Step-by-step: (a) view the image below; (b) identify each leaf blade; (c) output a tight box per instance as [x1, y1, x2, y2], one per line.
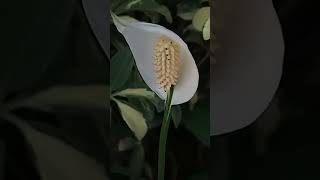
[111, 47, 135, 91]
[114, 100, 148, 140]
[203, 17, 210, 40]
[192, 7, 210, 31]
[114, 88, 154, 99]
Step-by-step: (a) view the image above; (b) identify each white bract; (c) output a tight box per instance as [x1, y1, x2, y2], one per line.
[112, 14, 199, 105]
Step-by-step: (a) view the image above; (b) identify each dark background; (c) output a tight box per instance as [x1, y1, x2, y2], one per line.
[212, 0, 320, 179]
[1, 0, 108, 179]
[2, 0, 319, 179]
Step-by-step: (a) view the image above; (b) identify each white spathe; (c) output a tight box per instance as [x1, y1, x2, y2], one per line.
[112, 14, 199, 105]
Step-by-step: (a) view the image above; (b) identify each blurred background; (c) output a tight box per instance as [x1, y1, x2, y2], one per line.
[1, 0, 108, 179]
[212, 0, 320, 179]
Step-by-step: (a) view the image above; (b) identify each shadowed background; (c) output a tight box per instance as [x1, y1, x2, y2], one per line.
[1, 0, 109, 179]
[212, 0, 320, 179]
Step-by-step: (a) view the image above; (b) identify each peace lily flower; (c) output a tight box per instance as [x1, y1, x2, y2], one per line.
[211, 0, 285, 136]
[112, 12, 200, 180]
[111, 13, 199, 105]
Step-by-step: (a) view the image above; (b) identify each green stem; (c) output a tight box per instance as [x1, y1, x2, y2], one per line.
[158, 86, 174, 180]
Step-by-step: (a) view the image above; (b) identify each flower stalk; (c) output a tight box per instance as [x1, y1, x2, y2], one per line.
[158, 86, 174, 180]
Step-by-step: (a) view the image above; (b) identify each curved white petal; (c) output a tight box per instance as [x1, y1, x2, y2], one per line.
[113, 17, 199, 105]
[211, 0, 284, 135]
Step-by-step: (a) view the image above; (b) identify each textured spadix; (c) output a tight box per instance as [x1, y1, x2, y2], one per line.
[154, 36, 180, 92]
[112, 14, 199, 105]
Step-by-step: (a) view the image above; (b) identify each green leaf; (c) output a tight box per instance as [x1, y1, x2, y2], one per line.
[183, 101, 210, 146]
[2, 114, 108, 180]
[111, 0, 129, 11]
[145, 12, 161, 24]
[203, 17, 210, 40]
[114, 99, 148, 140]
[114, 88, 155, 99]
[127, 98, 156, 125]
[115, 0, 172, 23]
[118, 15, 139, 23]
[116, 88, 158, 123]
[9, 85, 109, 110]
[148, 96, 164, 113]
[192, 7, 210, 31]
[140, 99, 155, 122]
[121, 88, 164, 113]
[129, 144, 144, 180]
[111, 47, 134, 91]
[178, 11, 196, 21]
[177, 1, 200, 20]
[154, 5, 172, 23]
[171, 105, 182, 128]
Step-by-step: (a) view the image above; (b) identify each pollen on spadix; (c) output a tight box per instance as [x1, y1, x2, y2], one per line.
[154, 36, 180, 92]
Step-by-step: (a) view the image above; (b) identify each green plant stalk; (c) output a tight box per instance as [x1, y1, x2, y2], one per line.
[158, 86, 174, 180]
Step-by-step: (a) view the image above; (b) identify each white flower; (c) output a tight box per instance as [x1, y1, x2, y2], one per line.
[211, 0, 285, 135]
[112, 14, 199, 105]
